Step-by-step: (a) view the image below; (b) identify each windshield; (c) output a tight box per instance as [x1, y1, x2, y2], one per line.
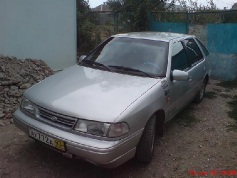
[82, 37, 169, 77]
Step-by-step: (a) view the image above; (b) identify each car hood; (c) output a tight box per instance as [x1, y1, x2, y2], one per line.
[25, 65, 160, 122]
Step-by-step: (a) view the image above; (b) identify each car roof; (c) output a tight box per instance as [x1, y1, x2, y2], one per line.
[112, 32, 195, 42]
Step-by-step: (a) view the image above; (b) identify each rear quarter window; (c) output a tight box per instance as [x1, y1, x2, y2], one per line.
[195, 38, 210, 56]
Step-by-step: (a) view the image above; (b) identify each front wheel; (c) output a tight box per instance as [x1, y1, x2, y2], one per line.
[135, 115, 156, 163]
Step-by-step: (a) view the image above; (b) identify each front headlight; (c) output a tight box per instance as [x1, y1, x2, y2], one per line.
[74, 120, 129, 138]
[108, 122, 130, 138]
[20, 97, 37, 116]
[74, 120, 110, 137]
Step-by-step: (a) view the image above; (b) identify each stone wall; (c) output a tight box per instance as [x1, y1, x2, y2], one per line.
[0, 56, 54, 126]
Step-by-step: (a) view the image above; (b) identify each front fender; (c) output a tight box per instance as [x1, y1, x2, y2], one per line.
[115, 79, 168, 135]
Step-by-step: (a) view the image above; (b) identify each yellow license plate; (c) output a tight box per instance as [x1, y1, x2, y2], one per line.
[29, 128, 65, 151]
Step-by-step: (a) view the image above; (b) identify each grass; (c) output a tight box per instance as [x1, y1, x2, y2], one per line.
[217, 80, 237, 131]
[213, 88, 222, 92]
[219, 93, 232, 98]
[204, 91, 217, 99]
[216, 81, 237, 89]
[175, 105, 199, 127]
[228, 95, 237, 121]
[226, 95, 237, 131]
[217, 81, 237, 131]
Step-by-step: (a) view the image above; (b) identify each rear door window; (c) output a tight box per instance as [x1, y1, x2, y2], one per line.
[183, 38, 203, 66]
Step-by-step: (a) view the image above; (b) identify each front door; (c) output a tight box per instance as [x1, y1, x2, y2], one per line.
[167, 41, 190, 120]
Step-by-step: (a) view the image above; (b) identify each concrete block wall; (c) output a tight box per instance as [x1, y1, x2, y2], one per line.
[0, 0, 77, 71]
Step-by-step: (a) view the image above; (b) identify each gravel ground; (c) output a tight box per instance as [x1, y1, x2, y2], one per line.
[0, 80, 237, 178]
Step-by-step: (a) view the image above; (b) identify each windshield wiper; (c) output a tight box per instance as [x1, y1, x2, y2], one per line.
[108, 65, 156, 78]
[80, 60, 110, 71]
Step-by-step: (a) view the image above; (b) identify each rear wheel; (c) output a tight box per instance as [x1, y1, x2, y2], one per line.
[194, 81, 206, 103]
[135, 115, 156, 163]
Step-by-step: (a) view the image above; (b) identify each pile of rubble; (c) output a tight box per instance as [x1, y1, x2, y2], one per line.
[0, 56, 54, 126]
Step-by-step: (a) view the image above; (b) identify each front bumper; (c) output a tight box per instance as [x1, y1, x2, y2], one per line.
[13, 109, 143, 168]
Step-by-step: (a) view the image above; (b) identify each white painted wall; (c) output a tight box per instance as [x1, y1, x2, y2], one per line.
[0, 0, 77, 70]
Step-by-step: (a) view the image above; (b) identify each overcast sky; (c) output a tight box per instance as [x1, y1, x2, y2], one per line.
[88, 0, 236, 9]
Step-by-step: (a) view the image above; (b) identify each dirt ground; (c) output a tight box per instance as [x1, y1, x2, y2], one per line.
[0, 80, 237, 178]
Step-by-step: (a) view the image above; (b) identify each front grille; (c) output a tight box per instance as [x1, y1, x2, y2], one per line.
[38, 108, 77, 129]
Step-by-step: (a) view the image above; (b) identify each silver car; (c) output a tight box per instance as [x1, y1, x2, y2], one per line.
[13, 32, 211, 168]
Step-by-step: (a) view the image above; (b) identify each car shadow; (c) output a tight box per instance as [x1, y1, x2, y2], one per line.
[17, 139, 150, 178]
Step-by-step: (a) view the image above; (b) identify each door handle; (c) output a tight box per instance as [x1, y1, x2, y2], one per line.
[189, 76, 192, 81]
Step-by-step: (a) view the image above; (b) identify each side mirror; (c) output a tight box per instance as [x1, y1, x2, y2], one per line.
[172, 70, 189, 81]
[78, 55, 86, 63]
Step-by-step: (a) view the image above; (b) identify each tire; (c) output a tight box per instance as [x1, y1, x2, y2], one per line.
[135, 115, 157, 163]
[194, 81, 206, 103]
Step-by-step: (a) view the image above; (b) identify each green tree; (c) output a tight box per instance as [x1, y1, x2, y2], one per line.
[223, 10, 237, 23]
[106, 0, 171, 31]
[181, 0, 219, 24]
[161, 0, 219, 24]
[177, 0, 217, 11]
[223, 3, 237, 23]
[77, 0, 101, 55]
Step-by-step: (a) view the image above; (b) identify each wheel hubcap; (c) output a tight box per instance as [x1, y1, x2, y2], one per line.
[200, 86, 204, 99]
[151, 128, 155, 153]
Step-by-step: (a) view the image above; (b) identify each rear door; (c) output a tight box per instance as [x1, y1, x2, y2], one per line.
[182, 38, 206, 101]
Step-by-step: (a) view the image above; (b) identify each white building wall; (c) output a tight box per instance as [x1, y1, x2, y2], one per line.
[0, 0, 77, 70]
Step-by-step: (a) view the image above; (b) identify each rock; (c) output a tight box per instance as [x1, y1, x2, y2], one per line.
[0, 81, 17, 86]
[0, 120, 11, 127]
[0, 66, 5, 72]
[4, 99, 10, 104]
[9, 75, 23, 84]
[28, 77, 36, 85]
[0, 55, 54, 126]
[0, 72, 6, 79]
[10, 86, 18, 91]
[0, 86, 4, 94]
[0, 120, 5, 127]
[0, 111, 4, 118]
[20, 83, 31, 89]
[8, 86, 21, 97]
[22, 77, 30, 83]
